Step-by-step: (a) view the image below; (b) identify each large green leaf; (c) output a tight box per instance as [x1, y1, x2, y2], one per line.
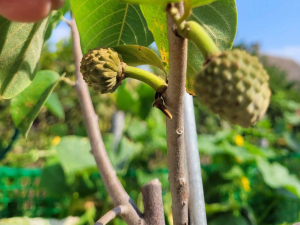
[141, 0, 237, 94]
[140, 5, 169, 70]
[40, 163, 70, 196]
[257, 158, 300, 197]
[120, 0, 180, 3]
[55, 136, 96, 175]
[283, 132, 300, 152]
[113, 45, 166, 74]
[11, 70, 61, 137]
[70, 0, 154, 54]
[121, 0, 215, 6]
[108, 136, 143, 172]
[186, 0, 216, 8]
[0, 16, 51, 99]
[45, 92, 65, 120]
[121, 0, 215, 7]
[116, 81, 139, 112]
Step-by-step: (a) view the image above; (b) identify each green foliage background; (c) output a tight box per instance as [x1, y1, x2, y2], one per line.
[1, 40, 300, 225]
[0, 0, 300, 225]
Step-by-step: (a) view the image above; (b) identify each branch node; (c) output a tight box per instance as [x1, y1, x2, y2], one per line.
[176, 128, 184, 135]
[179, 178, 186, 186]
[153, 98, 172, 119]
[61, 16, 72, 27]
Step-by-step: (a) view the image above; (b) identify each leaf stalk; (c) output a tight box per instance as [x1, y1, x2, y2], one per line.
[123, 64, 168, 93]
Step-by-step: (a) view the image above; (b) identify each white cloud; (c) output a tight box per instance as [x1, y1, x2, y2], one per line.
[263, 46, 300, 64]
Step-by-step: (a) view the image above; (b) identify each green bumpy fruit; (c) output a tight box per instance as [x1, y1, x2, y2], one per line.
[80, 47, 124, 93]
[194, 49, 271, 128]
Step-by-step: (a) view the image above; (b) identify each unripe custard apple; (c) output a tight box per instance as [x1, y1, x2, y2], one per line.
[80, 47, 124, 94]
[194, 49, 271, 128]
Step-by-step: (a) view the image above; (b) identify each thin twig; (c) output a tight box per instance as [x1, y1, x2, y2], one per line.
[70, 15, 143, 225]
[61, 77, 75, 86]
[95, 205, 128, 225]
[61, 16, 71, 27]
[165, 2, 189, 225]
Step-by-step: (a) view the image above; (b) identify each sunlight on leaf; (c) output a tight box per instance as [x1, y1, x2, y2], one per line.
[257, 158, 300, 197]
[70, 0, 153, 54]
[55, 136, 96, 175]
[113, 45, 166, 74]
[186, 0, 216, 8]
[45, 92, 65, 120]
[120, 0, 179, 3]
[0, 16, 51, 99]
[140, 5, 169, 71]
[11, 70, 61, 137]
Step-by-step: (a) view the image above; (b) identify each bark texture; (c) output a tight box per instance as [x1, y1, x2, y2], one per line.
[165, 3, 189, 225]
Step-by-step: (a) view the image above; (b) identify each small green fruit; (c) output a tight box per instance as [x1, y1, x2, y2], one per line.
[80, 47, 124, 93]
[194, 49, 271, 128]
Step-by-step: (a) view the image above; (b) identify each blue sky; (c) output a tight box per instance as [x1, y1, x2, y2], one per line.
[49, 1, 300, 63]
[235, 0, 300, 63]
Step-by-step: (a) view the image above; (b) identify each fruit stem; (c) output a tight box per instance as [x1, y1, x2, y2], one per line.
[123, 65, 168, 93]
[168, 3, 219, 58]
[178, 21, 220, 58]
[177, 1, 192, 25]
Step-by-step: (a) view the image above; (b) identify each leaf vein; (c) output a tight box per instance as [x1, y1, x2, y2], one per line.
[117, 4, 129, 45]
[206, 5, 231, 31]
[125, 22, 138, 44]
[106, 40, 118, 47]
[129, 4, 147, 45]
[73, 0, 89, 14]
[78, 0, 112, 26]
[81, 8, 126, 40]
[85, 22, 123, 52]
[101, 32, 121, 46]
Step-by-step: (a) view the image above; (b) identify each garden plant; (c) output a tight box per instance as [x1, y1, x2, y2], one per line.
[1, 0, 300, 225]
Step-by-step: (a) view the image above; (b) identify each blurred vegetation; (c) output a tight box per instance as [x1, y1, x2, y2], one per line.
[1, 41, 300, 225]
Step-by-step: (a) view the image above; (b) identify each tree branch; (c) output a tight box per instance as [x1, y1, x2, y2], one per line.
[95, 205, 128, 225]
[142, 179, 165, 225]
[61, 16, 71, 27]
[165, 2, 189, 225]
[70, 16, 143, 225]
[61, 77, 75, 86]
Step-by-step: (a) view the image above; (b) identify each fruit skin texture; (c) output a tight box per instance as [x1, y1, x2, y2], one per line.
[80, 48, 124, 94]
[194, 49, 271, 128]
